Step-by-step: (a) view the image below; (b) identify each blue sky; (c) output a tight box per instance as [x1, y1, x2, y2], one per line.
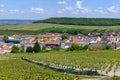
[0, 0, 120, 19]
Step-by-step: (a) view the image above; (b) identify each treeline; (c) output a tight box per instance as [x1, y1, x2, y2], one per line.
[33, 17, 120, 26]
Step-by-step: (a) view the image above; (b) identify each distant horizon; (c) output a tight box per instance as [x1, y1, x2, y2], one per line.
[0, 0, 120, 19]
[0, 17, 120, 20]
[0, 20, 35, 24]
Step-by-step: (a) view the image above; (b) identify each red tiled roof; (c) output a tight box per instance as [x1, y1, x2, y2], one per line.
[40, 41, 60, 45]
[2, 46, 11, 51]
[71, 36, 83, 43]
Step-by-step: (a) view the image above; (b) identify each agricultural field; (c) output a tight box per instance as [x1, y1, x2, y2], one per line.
[0, 23, 120, 33]
[0, 54, 83, 80]
[0, 50, 120, 80]
[0, 23, 120, 35]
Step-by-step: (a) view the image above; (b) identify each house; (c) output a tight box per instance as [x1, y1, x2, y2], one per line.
[71, 35, 83, 44]
[90, 37, 101, 43]
[115, 42, 120, 50]
[107, 35, 120, 43]
[40, 41, 60, 50]
[83, 38, 97, 44]
[101, 36, 109, 45]
[0, 45, 11, 54]
[44, 41, 60, 47]
[60, 42, 71, 49]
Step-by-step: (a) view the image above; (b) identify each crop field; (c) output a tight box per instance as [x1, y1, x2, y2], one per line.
[25, 51, 120, 77]
[0, 23, 120, 31]
[0, 50, 120, 80]
[0, 23, 120, 35]
[0, 54, 83, 80]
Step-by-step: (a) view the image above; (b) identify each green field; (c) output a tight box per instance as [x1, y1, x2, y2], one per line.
[0, 23, 120, 34]
[0, 23, 120, 31]
[1, 51, 120, 80]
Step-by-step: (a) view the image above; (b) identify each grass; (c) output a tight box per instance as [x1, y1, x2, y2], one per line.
[0, 23, 120, 34]
[0, 23, 120, 31]
[1, 50, 120, 79]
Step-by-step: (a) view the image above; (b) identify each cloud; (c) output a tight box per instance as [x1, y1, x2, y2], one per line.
[0, 9, 25, 14]
[107, 6, 118, 13]
[0, 4, 4, 8]
[31, 8, 44, 13]
[76, 1, 82, 9]
[57, 0, 120, 16]
[57, 10, 63, 14]
[76, 1, 90, 13]
[0, 9, 5, 13]
[94, 9, 105, 14]
[58, 1, 91, 14]
[8, 10, 20, 13]
[57, 1, 67, 5]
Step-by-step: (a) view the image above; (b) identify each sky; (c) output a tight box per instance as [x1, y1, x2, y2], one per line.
[0, 0, 120, 19]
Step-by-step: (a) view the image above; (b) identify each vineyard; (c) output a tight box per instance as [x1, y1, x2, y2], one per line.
[0, 50, 120, 80]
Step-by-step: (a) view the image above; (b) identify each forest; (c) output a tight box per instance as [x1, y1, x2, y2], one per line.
[33, 17, 120, 26]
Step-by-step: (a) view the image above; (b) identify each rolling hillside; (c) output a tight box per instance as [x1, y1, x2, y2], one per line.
[0, 18, 120, 34]
[33, 17, 120, 26]
[0, 23, 120, 34]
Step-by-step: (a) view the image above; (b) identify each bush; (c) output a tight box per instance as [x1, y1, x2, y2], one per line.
[11, 45, 19, 53]
[61, 33, 69, 40]
[3, 34, 8, 40]
[83, 45, 89, 50]
[68, 44, 80, 51]
[33, 41, 41, 53]
[52, 46, 60, 51]
[42, 46, 47, 52]
[102, 45, 111, 50]
[26, 46, 33, 53]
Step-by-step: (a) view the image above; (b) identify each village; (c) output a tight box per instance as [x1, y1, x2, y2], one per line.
[0, 32, 120, 54]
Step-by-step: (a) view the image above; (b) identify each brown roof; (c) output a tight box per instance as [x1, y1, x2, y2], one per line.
[1, 46, 11, 51]
[40, 41, 60, 45]
[71, 36, 83, 43]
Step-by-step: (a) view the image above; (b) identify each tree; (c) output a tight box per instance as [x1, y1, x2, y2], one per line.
[11, 45, 19, 53]
[68, 43, 80, 51]
[33, 41, 41, 53]
[102, 45, 111, 50]
[83, 45, 89, 50]
[61, 33, 69, 40]
[26, 46, 33, 53]
[3, 35, 8, 40]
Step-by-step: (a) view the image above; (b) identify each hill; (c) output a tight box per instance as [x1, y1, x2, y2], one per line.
[1, 23, 120, 34]
[33, 17, 120, 26]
